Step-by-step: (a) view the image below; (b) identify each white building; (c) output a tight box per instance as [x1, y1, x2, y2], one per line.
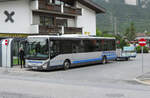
[0, 0, 105, 36]
[125, 0, 138, 5]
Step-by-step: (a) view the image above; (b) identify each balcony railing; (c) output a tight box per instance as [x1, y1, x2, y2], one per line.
[64, 27, 82, 34]
[39, 26, 82, 34]
[39, 3, 61, 13]
[39, 26, 60, 34]
[63, 6, 82, 15]
[38, 1, 81, 16]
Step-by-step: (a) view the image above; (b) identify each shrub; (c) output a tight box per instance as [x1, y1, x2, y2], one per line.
[136, 46, 149, 53]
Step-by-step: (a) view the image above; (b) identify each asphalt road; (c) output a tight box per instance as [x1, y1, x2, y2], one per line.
[0, 54, 150, 98]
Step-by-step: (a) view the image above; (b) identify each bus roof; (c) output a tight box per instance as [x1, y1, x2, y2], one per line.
[27, 35, 116, 40]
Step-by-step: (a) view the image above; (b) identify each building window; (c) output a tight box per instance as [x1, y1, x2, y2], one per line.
[54, 0, 74, 7]
[56, 18, 67, 27]
[49, 0, 52, 3]
[55, 0, 61, 5]
[40, 16, 54, 26]
[40, 16, 45, 26]
[48, 0, 55, 4]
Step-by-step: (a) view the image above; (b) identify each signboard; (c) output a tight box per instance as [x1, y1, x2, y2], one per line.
[0, 33, 29, 38]
[139, 38, 146, 47]
[84, 32, 90, 35]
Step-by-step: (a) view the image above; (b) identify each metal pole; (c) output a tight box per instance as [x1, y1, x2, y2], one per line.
[110, 12, 113, 32]
[114, 17, 117, 35]
[142, 46, 144, 73]
[5, 45, 8, 72]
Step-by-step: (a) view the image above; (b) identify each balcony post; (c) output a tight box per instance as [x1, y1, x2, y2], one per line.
[61, 26, 64, 34]
[61, 4, 64, 13]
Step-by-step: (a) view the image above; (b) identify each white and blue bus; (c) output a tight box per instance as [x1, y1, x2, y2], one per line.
[25, 35, 117, 70]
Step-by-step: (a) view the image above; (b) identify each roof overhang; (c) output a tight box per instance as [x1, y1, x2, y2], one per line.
[77, 0, 105, 13]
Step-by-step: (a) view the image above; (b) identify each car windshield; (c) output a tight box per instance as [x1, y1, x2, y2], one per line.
[26, 37, 49, 60]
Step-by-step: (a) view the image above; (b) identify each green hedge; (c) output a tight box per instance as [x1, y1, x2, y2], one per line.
[136, 46, 149, 53]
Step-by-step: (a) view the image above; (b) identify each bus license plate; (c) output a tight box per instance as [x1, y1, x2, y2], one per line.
[32, 67, 37, 69]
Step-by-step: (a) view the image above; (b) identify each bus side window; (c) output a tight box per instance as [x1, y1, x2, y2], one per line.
[104, 40, 108, 51]
[72, 40, 84, 53]
[79, 40, 84, 53]
[112, 40, 116, 50]
[60, 40, 72, 54]
[72, 44, 78, 53]
[101, 39, 104, 51]
[50, 40, 60, 59]
[96, 40, 102, 51]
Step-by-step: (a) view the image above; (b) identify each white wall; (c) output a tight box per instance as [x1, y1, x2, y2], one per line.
[0, 0, 38, 34]
[76, 2, 96, 35]
[67, 19, 76, 27]
[30, 0, 39, 10]
[32, 14, 40, 25]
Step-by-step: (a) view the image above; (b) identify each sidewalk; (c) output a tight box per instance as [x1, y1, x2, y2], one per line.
[136, 72, 150, 85]
[0, 66, 29, 74]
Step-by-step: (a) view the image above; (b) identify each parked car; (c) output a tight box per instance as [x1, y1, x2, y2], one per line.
[116, 46, 136, 61]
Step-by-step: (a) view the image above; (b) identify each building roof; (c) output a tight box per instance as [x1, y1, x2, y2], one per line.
[136, 33, 146, 37]
[28, 35, 115, 40]
[77, 0, 105, 13]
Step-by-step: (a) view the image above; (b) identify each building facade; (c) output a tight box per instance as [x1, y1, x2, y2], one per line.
[125, 0, 137, 5]
[0, 0, 105, 36]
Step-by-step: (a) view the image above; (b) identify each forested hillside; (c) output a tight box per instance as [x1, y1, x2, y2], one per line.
[93, 0, 150, 33]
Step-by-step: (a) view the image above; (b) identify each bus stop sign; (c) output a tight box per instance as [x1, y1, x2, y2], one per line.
[139, 38, 146, 47]
[138, 38, 146, 73]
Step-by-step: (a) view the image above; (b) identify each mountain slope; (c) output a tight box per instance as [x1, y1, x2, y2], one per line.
[93, 0, 150, 33]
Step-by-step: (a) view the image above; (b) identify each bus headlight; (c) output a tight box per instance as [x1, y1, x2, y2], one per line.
[42, 62, 48, 69]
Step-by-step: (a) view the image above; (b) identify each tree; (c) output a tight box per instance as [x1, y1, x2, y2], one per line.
[125, 22, 136, 41]
[96, 28, 102, 37]
[146, 32, 150, 36]
[115, 34, 128, 49]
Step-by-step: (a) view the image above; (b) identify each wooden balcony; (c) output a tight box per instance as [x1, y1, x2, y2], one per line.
[39, 26, 60, 34]
[39, 2, 61, 13]
[38, 1, 82, 16]
[63, 6, 82, 16]
[39, 26, 82, 34]
[64, 27, 82, 34]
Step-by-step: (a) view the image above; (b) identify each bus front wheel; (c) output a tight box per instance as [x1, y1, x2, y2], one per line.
[63, 60, 71, 70]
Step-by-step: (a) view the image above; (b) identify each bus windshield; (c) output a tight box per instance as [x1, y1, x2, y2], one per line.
[26, 37, 49, 60]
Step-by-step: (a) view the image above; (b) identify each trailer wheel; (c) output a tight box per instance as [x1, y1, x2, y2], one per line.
[102, 56, 107, 64]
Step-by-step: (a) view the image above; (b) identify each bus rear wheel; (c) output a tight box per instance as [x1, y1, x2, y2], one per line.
[63, 60, 71, 70]
[102, 56, 107, 64]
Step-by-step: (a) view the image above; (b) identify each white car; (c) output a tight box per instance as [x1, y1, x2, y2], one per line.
[116, 46, 136, 61]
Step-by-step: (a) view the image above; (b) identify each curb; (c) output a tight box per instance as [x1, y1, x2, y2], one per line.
[134, 78, 150, 86]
